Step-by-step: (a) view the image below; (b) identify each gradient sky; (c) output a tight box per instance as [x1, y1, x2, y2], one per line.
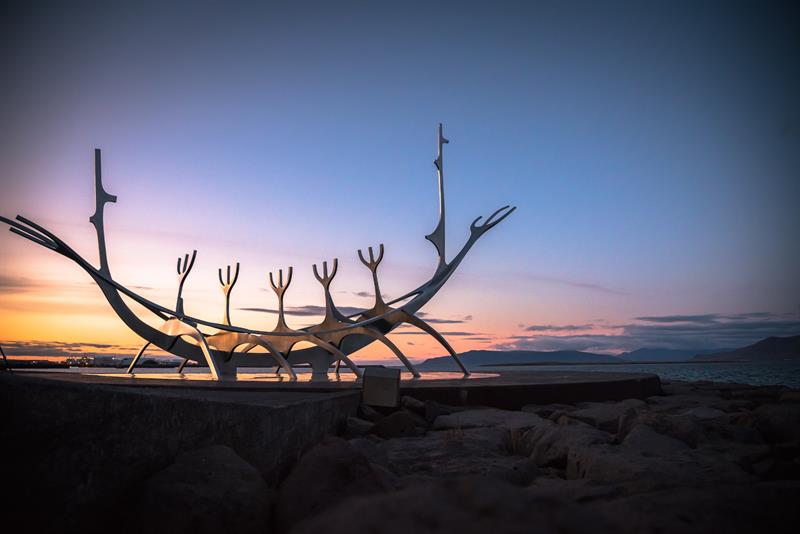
[1, 1, 799, 360]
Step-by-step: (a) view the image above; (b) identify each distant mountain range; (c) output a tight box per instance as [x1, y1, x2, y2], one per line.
[417, 335, 800, 370]
[418, 349, 620, 371]
[692, 335, 800, 362]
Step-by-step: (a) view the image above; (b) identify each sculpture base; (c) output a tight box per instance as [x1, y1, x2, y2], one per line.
[17, 368, 662, 408]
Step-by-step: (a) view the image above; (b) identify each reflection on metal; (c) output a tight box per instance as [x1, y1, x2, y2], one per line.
[0, 344, 10, 372]
[1, 125, 515, 381]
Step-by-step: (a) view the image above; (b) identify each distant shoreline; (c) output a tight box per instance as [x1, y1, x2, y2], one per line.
[479, 360, 744, 367]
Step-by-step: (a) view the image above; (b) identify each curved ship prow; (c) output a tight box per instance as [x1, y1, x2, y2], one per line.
[1, 125, 515, 381]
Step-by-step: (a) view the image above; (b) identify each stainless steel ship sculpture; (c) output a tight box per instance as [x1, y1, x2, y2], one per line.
[0, 125, 515, 381]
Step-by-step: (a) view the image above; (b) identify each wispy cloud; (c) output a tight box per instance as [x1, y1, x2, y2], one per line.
[0, 275, 41, 291]
[0, 274, 92, 292]
[0, 339, 148, 357]
[346, 290, 388, 299]
[525, 324, 596, 332]
[518, 273, 628, 296]
[634, 314, 719, 323]
[416, 312, 473, 324]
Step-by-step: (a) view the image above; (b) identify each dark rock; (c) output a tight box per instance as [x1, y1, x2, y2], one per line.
[401, 407, 430, 428]
[756, 444, 800, 480]
[358, 403, 384, 422]
[702, 417, 764, 445]
[617, 408, 639, 436]
[726, 386, 787, 401]
[646, 392, 750, 414]
[353, 426, 533, 481]
[433, 408, 548, 430]
[371, 410, 425, 438]
[343, 416, 374, 438]
[565, 426, 753, 493]
[779, 391, 800, 402]
[504, 457, 543, 486]
[521, 403, 576, 418]
[288, 476, 614, 534]
[751, 403, 800, 444]
[680, 406, 727, 419]
[423, 399, 466, 424]
[347, 436, 389, 465]
[569, 399, 645, 432]
[275, 438, 391, 531]
[548, 409, 573, 422]
[619, 411, 706, 447]
[138, 445, 271, 534]
[703, 442, 773, 475]
[592, 481, 800, 534]
[401, 395, 426, 414]
[524, 419, 612, 468]
[622, 424, 691, 455]
[527, 477, 621, 503]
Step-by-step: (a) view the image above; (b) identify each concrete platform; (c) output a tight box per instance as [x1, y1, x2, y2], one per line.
[14, 368, 663, 409]
[1, 372, 361, 484]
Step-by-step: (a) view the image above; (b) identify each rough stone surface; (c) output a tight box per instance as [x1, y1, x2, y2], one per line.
[401, 395, 426, 413]
[351, 426, 537, 483]
[521, 403, 576, 418]
[358, 403, 384, 422]
[524, 419, 612, 467]
[275, 438, 392, 532]
[423, 399, 466, 424]
[138, 445, 271, 534]
[433, 408, 548, 430]
[5, 372, 799, 533]
[592, 482, 800, 534]
[681, 406, 727, 419]
[568, 399, 645, 432]
[622, 423, 692, 454]
[371, 410, 426, 438]
[750, 403, 800, 444]
[288, 477, 615, 534]
[343, 416, 374, 438]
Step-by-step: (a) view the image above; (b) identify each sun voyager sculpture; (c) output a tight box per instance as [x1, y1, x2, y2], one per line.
[1, 125, 515, 381]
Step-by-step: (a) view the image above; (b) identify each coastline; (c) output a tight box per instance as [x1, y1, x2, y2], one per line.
[2, 371, 798, 533]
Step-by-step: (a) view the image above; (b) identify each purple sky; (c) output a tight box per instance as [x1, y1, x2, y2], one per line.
[1, 1, 798, 358]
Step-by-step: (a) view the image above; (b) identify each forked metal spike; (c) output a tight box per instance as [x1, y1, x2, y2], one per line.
[312, 258, 338, 287]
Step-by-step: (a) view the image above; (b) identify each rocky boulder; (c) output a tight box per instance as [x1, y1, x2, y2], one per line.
[275, 438, 392, 532]
[521, 403, 576, 418]
[592, 481, 800, 534]
[351, 426, 538, 484]
[750, 403, 800, 444]
[524, 418, 612, 468]
[433, 408, 548, 431]
[565, 425, 753, 493]
[568, 399, 646, 432]
[137, 445, 271, 534]
[343, 416, 374, 438]
[288, 476, 614, 534]
[371, 410, 426, 438]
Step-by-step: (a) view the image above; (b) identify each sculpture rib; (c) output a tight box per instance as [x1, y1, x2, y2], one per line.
[0, 126, 515, 380]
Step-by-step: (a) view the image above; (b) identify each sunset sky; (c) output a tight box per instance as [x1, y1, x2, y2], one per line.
[1, 1, 799, 361]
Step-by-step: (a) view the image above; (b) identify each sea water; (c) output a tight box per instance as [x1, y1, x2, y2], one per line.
[483, 360, 800, 389]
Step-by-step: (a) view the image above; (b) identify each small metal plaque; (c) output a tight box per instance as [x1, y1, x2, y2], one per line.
[361, 366, 401, 407]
